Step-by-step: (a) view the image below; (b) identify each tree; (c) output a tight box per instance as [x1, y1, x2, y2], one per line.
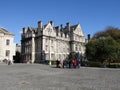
[86, 39, 97, 61]
[86, 27, 120, 63]
[93, 27, 120, 44]
[86, 36, 120, 63]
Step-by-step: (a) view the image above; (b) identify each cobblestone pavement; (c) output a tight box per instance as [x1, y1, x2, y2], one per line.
[0, 64, 120, 90]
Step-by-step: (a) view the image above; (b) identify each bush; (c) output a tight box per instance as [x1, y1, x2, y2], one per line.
[81, 61, 89, 66]
[82, 61, 102, 67]
[51, 60, 56, 65]
[89, 61, 102, 67]
[82, 61, 120, 68]
[106, 63, 120, 68]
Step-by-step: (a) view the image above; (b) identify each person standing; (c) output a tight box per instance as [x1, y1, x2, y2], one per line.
[77, 59, 81, 68]
[49, 61, 52, 66]
[8, 59, 11, 65]
[73, 60, 77, 68]
[63, 60, 67, 68]
[68, 60, 71, 68]
[56, 59, 59, 68]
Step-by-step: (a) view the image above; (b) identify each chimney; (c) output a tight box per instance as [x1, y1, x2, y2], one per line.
[60, 24, 63, 29]
[38, 21, 42, 28]
[50, 21, 54, 27]
[66, 22, 70, 27]
[66, 22, 70, 31]
[88, 34, 91, 41]
[23, 27, 26, 34]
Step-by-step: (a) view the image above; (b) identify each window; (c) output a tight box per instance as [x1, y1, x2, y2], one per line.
[75, 45, 78, 51]
[51, 46, 54, 51]
[79, 45, 81, 51]
[6, 39, 10, 45]
[45, 45, 48, 51]
[51, 54, 54, 60]
[6, 50, 10, 57]
[51, 40, 53, 44]
[46, 39, 48, 43]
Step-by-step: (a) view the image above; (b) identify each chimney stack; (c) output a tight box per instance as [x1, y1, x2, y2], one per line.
[66, 22, 70, 27]
[38, 21, 42, 28]
[50, 21, 54, 27]
[88, 34, 91, 41]
[60, 24, 63, 29]
[23, 27, 26, 34]
[66, 22, 70, 31]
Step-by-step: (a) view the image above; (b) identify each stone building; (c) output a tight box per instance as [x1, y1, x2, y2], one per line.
[21, 21, 86, 63]
[0, 27, 15, 62]
[16, 44, 21, 53]
[13, 44, 21, 63]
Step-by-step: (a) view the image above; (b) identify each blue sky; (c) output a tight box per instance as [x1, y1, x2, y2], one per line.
[0, 0, 120, 44]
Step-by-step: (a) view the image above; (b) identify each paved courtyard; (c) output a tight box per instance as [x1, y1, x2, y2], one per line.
[0, 64, 120, 90]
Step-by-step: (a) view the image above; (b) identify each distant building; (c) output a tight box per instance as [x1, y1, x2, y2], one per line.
[16, 44, 21, 53]
[0, 27, 15, 61]
[21, 21, 86, 63]
[13, 44, 21, 63]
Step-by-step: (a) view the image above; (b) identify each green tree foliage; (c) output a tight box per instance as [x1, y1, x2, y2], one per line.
[93, 27, 120, 44]
[86, 27, 120, 63]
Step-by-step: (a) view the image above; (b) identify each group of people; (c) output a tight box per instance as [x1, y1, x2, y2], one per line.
[56, 59, 81, 69]
[3, 59, 13, 65]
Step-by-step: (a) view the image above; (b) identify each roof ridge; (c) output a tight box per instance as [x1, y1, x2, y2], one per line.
[0, 27, 14, 35]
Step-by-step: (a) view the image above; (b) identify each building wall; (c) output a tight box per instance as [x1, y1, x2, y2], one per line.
[16, 44, 21, 53]
[0, 30, 15, 61]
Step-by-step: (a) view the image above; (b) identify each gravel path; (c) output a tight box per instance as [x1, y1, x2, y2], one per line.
[0, 64, 120, 90]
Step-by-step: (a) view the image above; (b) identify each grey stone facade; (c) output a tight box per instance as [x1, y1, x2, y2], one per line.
[21, 21, 86, 63]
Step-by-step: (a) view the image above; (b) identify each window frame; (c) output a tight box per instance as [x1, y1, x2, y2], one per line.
[6, 39, 10, 45]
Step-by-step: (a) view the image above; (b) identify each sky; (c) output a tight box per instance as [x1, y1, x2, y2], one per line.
[0, 0, 120, 44]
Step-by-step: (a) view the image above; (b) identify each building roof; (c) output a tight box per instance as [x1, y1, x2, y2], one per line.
[0, 27, 14, 35]
[70, 25, 78, 30]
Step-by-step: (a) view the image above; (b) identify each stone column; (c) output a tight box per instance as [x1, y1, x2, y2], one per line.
[48, 37, 51, 66]
[31, 34, 35, 63]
